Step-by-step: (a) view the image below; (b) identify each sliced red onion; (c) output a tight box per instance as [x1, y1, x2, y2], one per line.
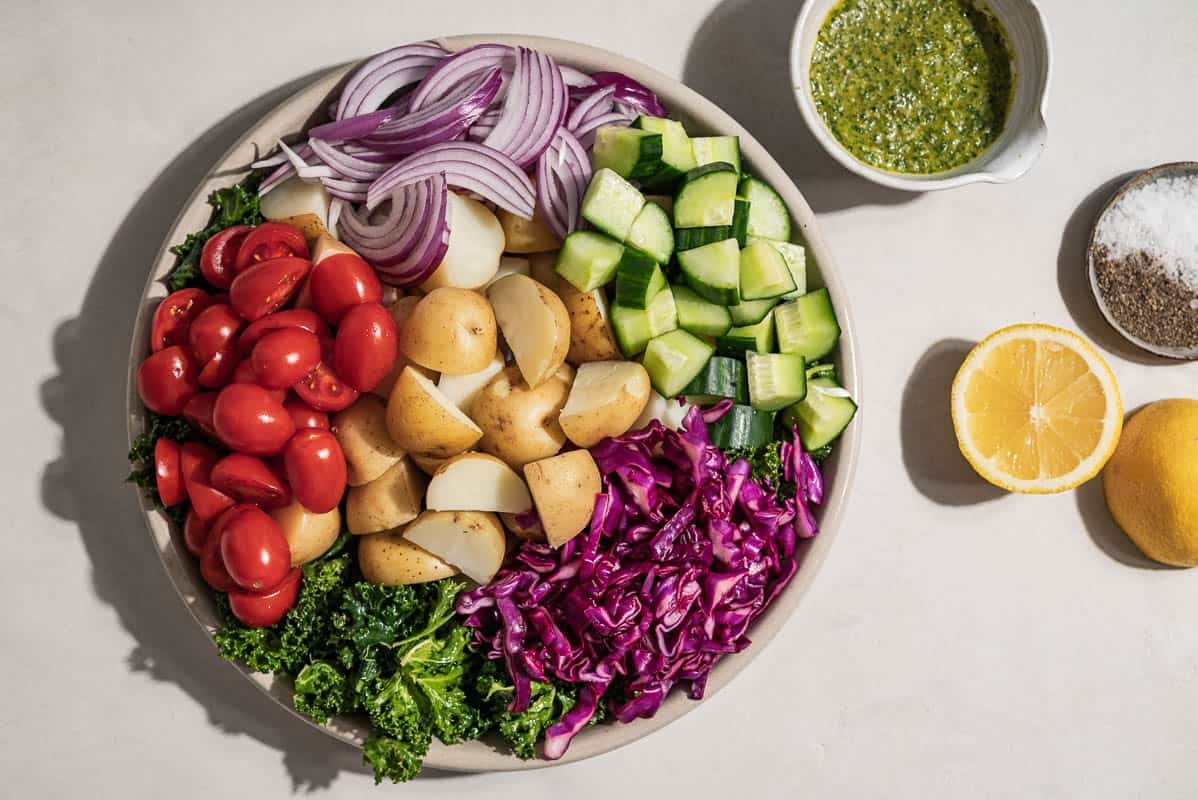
[362, 67, 502, 155]
[589, 71, 667, 117]
[367, 142, 535, 218]
[309, 106, 401, 141]
[339, 175, 450, 285]
[537, 128, 591, 239]
[306, 138, 391, 182]
[566, 85, 616, 132]
[336, 43, 446, 119]
[483, 47, 568, 168]
[572, 110, 638, 149]
[558, 64, 596, 88]
[408, 44, 512, 111]
[327, 197, 344, 232]
[257, 142, 315, 195]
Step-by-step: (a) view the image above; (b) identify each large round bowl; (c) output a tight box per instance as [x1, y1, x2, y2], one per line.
[126, 34, 862, 772]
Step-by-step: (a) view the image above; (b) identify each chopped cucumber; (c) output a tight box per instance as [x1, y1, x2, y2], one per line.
[626, 201, 674, 264]
[675, 225, 732, 252]
[728, 296, 780, 326]
[644, 194, 674, 216]
[746, 351, 807, 411]
[731, 198, 751, 247]
[674, 163, 739, 228]
[682, 355, 747, 403]
[691, 136, 741, 174]
[739, 240, 796, 300]
[643, 329, 715, 398]
[673, 285, 733, 337]
[774, 288, 841, 360]
[781, 377, 857, 451]
[611, 286, 678, 357]
[707, 404, 776, 449]
[635, 116, 697, 186]
[592, 126, 665, 180]
[716, 311, 776, 357]
[772, 240, 808, 298]
[555, 231, 624, 291]
[581, 168, 645, 240]
[614, 250, 667, 309]
[737, 176, 791, 242]
[806, 361, 836, 381]
[677, 238, 741, 305]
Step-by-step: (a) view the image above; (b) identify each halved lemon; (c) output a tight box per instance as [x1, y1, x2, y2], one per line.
[951, 324, 1123, 494]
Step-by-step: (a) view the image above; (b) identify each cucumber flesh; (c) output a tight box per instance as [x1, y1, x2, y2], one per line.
[716, 311, 776, 357]
[707, 404, 776, 449]
[768, 239, 807, 298]
[675, 225, 732, 252]
[581, 168, 645, 240]
[682, 355, 747, 403]
[626, 201, 674, 264]
[555, 231, 624, 291]
[677, 238, 741, 305]
[611, 286, 678, 357]
[806, 362, 836, 381]
[737, 176, 791, 242]
[614, 250, 667, 309]
[674, 163, 739, 227]
[739, 240, 796, 300]
[644, 194, 674, 216]
[635, 116, 697, 186]
[672, 285, 733, 337]
[746, 351, 807, 411]
[691, 136, 742, 174]
[774, 288, 841, 360]
[731, 198, 751, 247]
[781, 377, 857, 451]
[728, 296, 780, 326]
[643, 329, 715, 398]
[592, 126, 665, 180]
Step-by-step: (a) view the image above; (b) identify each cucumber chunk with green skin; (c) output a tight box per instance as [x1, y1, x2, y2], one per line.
[674, 163, 739, 228]
[678, 238, 741, 305]
[673, 285, 733, 337]
[781, 377, 857, 451]
[716, 311, 776, 357]
[626, 201, 674, 264]
[731, 198, 751, 247]
[675, 225, 732, 252]
[774, 288, 841, 360]
[739, 240, 796, 300]
[737, 176, 791, 242]
[691, 136, 742, 174]
[611, 286, 679, 357]
[643, 329, 715, 398]
[770, 240, 808, 298]
[644, 194, 673, 216]
[682, 355, 747, 403]
[806, 362, 836, 381]
[555, 231, 625, 292]
[581, 168, 646, 240]
[614, 250, 667, 309]
[707, 404, 776, 449]
[728, 296, 780, 326]
[635, 116, 697, 187]
[746, 351, 807, 411]
[592, 127, 665, 180]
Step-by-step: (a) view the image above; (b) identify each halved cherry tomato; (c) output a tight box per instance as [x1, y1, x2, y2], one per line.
[182, 392, 219, 439]
[210, 453, 291, 508]
[228, 567, 302, 627]
[334, 302, 399, 392]
[237, 309, 329, 356]
[200, 225, 253, 289]
[180, 441, 235, 520]
[229, 257, 311, 321]
[197, 346, 239, 389]
[218, 504, 291, 591]
[150, 289, 213, 352]
[189, 304, 244, 365]
[154, 438, 186, 507]
[233, 222, 310, 274]
[183, 507, 211, 556]
[293, 277, 315, 310]
[199, 512, 237, 591]
[138, 346, 200, 415]
[309, 252, 382, 324]
[230, 359, 287, 404]
[212, 383, 295, 456]
[252, 328, 322, 389]
[282, 429, 347, 513]
[293, 337, 360, 412]
[283, 396, 329, 431]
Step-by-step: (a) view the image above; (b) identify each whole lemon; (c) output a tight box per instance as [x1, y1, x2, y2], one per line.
[1103, 399, 1198, 566]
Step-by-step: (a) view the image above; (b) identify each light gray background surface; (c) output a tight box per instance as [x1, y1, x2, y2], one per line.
[6, 0, 1198, 796]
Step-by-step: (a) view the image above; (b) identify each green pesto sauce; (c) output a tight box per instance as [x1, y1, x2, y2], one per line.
[809, 0, 1014, 174]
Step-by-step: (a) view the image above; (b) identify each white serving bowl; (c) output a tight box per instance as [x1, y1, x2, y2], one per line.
[126, 34, 862, 773]
[791, 0, 1052, 191]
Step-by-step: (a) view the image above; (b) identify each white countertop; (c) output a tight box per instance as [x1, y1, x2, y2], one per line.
[6, 1, 1198, 796]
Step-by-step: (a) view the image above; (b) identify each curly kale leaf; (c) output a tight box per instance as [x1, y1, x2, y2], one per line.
[363, 734, 429, 785]
[725, 440, 796, 502]
[293, 661, 354, 723]
[472, 659, 582, 759]
[166, 175, 264, 291]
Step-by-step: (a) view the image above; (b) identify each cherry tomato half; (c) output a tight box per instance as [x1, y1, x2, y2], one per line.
[180, 441, 235, 521]
[150, 288, 213, 353]
[183, 507, 211, 557]
[252, 328, 322, 390]
[218, 503, 292, 591]
[233, 222, 310, 274]
[237, 309, 329, 356]
[283, 396, 329, 431]
[188, 304, 244, 365]
[212, 383, 295, 456]
[137, 345, 200, 415]
[182, 392, 219, 439]
[228, 567, 301, 628]
[333, 302, 399, 392]
[200, 225, 253, 289]
[210, 452, 291, 508]
[197, 346, 239, 389]
[310, 252, 382, 324]
[293, 337, 360, 412]
[229, 257, 311, 321]
[282, 429, 347, 513]
[230, 360, 287, 404]
[154, 438, 186, 507]
[199, 513, 237, 591]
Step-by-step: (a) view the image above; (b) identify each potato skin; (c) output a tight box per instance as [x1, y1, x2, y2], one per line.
[386, 367, 483, 458]
[487, 274, 570, 388]
[559, 361, 652, 448]
[523, 450, 601, 548]
[497, 205, 560, 253]
[359, 531, 459, 586]
[470, 364, 573, 469]
[409, 452, 453, 476]
[372, 297, 432, 399]
[399, 288, 497, 375]
[346, 456, 428, 535]
[558, 281, 620, 365]
[333, 394, 406, 486]
[270, 498, 341, 565]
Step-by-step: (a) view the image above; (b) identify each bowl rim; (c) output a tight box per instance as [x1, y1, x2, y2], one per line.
[125, 33, 863, 773]
[789, 0, 1053, 191]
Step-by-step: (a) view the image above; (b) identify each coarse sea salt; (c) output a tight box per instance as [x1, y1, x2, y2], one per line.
[1094, 173, 1198, 293]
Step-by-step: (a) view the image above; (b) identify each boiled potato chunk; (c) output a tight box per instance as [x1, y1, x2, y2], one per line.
[500, 511, 546, 543]
[559, 361, 652, 447]
[359, 531, 460, 586]
[558, 280, 620, 364]
[470, 364, 573, 469]
[386, 367, 483, 458]
[372, 296, 435, 399]
[528, 251, 558, 287]
[420, 192, 504, 291]
[260, 177, 331, 242]
[410, 452, 453, 476]
[402, 510, 507, 584]
[332, 395, 406, 486]
[484, 256, 531, 289]
[633, 391, 694, 432]
[487, 274, 570, 388]
[270, 498, 341, 565]
[497, 205, 560, 253]
[436, 351, 505, 413]
[523, 450, 601, 548]
[346, 457, 428, 534]
[426, 452, 532, 513]
[400, 287, 497, 375]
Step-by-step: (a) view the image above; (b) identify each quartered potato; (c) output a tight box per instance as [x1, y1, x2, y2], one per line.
[559, 361, 652, 447]
[497, 204, 561, 253]
[332, 395, 406, 486]
[558, 279, 621, 364]
[484, 256, 531, 289]
[420, 192, 504, 291]
[426, 452, 532, 513]
[358, 530, 459, 586]
[402, 510, 507, 585]
[500, 511, 546, 543]
[346, 457, 428, 535]
[409, 452, 453, 476]
[371, 296, 434, 399]
[523, 450, 601, 548]
[386, 367, 484, 458]
[487, 274, 570, 388]
[470, 364, 573, 469]
[436, 351, 505, 413]
[528, 250, 559, 287]
[260, 177, 332, 242]
[399, 288, 497, 375]
[270, 498, 341, 565]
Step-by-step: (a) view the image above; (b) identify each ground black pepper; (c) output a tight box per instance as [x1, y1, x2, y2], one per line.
[1094, 246, 1198, 351]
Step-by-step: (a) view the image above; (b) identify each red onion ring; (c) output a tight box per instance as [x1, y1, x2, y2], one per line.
[338, 175, 450, 285]
[309, 106, 401, 141]
[483, 48, 568, 168]
[537, 128, 591, 239]
[588, 71, 667, 117]
[336, 43, 447, 119]
[572, 110, 639, 149]
[367, 141, 535, 218]
[408, 44, 511, 111]
[362, 68, 502, 155]
[567, 85, 616, 132]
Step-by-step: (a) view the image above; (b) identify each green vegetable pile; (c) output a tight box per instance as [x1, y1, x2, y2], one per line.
[166, 176, 264, 291]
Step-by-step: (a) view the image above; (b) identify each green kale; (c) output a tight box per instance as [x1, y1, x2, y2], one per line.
[166, 174, 264, 291]
[472, 659, 580, 759]
[725, 440, 795, 501]
[363, 734, 428, 785]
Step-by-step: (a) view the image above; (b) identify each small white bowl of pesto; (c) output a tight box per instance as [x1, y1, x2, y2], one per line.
[790, 0, 1051, 191]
